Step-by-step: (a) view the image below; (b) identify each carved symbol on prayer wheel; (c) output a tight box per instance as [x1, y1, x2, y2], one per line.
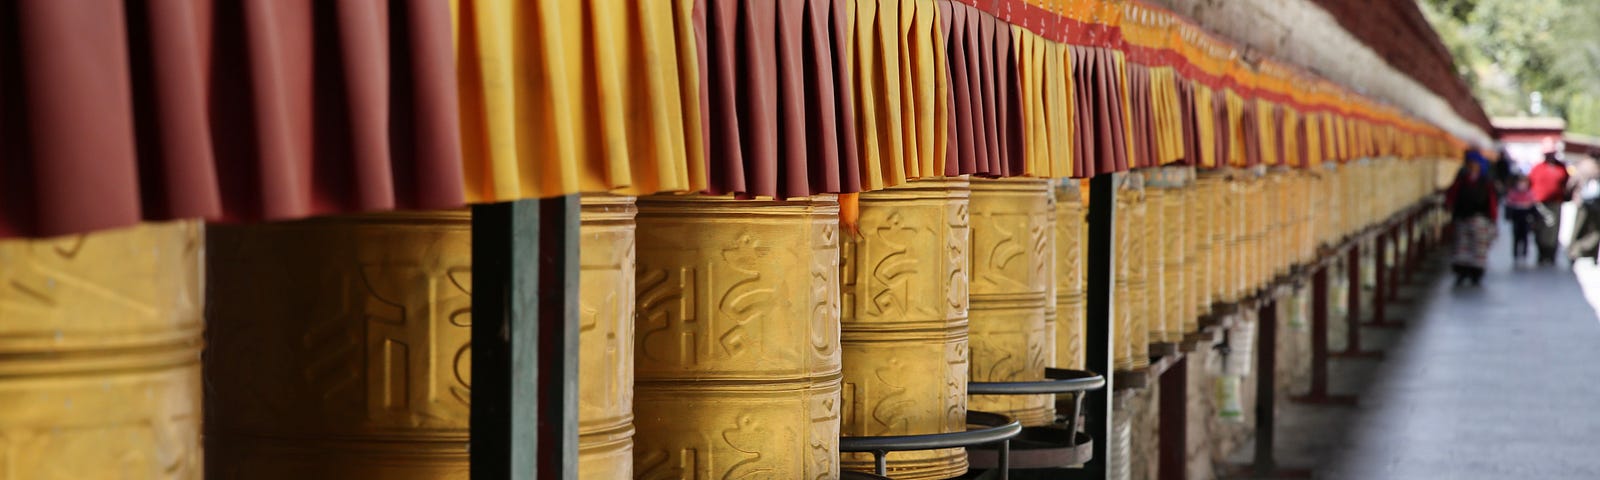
[206, 203, 641, 479]
[633, 195, 842, 479]
[0, 220, 203, 479]
[205, 212, 474, 479]
[840, 179, 971, 479]
[968, 178, 1055, 426]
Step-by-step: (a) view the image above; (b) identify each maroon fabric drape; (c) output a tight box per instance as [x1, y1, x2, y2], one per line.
[1070, 46, 1096, 177]
[704, 0, 858, 199]
[0, 0, 463, 238]
[1241, 98, 1261, 167]
[1178, 77, 1197, 166]
[1081, 47, 1127, 175]
[941, 2, 1023, 179]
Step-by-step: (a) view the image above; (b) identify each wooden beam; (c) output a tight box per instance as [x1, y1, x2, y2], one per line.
[470, 197, 581, 479]
[1082, 173, 1118, 480]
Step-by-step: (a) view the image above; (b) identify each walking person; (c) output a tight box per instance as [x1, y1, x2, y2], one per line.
[1568, 175, 1600, 314]
[1528, 151, 1572, 264]
[1504, 176, 1537, 262]
[1447, 158, 1498, 285]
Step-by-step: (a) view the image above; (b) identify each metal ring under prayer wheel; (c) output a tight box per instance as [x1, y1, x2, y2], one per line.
[632, 194, 843, 479]
[0, 220, 203, 478]
[840, 179, 972, 480]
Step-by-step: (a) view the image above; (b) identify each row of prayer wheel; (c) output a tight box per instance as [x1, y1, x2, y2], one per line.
[0, 159, 1443, 479]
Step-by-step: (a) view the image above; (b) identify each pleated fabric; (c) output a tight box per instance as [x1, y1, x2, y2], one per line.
[1012, 27, 1074, 179]
[940, 1, 1023, 178]
[0, 0, 464, 239]
[1074, 46, 1129, 176]
[454, 0, 706, 201]
[847, 0, 954, 192]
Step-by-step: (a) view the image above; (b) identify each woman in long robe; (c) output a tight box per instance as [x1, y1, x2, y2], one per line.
[1447, 159, 1498, 286]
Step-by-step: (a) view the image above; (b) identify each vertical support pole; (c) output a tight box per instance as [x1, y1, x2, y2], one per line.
[1308, 267, 1329, 393]
[1371, 232, 1387, 324]
[1158, 356, 1188, 480]
[471, 197, 581, 480]
[1292, 264, 1355, 405]
[1333, 241, 1382, 358]
[1253, 300, 1278, 475]
[1084, 174, 1118, 479]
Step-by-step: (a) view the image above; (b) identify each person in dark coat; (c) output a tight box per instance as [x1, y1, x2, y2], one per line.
[1447, 157, 1498, 285]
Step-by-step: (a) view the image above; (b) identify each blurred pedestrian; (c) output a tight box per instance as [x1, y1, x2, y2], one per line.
[1447, 159, 1498, 286]
[1504, 175, 1536, 261]
[1528, 151, 1572, 264]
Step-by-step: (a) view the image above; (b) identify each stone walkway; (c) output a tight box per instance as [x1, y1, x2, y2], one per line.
[1230, 228, 1600, 479]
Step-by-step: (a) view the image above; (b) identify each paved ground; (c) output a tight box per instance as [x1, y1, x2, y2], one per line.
[1228, 227, 1600, 479]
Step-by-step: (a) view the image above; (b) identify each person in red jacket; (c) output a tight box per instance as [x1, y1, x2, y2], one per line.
[1527, 152, 1572, 264]
[1447, 157, 1499, 285]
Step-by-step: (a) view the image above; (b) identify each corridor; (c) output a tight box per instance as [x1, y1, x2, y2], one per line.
[1254, 231, 1600, 479]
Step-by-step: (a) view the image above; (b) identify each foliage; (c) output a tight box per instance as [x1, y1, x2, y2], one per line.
[1419, 0, 1600, 134]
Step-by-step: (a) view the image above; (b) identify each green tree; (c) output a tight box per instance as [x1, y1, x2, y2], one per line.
[1418, 0, 1600, 133]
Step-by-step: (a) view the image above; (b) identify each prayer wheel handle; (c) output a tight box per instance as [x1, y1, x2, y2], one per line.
[839, 411, 1023, 478]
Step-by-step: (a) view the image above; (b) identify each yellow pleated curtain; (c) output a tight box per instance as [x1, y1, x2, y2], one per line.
[452, 0, 706, 200]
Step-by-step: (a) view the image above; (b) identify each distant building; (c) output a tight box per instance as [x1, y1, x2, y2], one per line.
[1494, 116, 1567, 173]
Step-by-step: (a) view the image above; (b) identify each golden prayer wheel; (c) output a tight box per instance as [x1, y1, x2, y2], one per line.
[206, 201, 639, 479]
[968, 178, 1056, 426]
[1152, 168, 1188, 342]
[1055, 180, 1087, 371]
[1126, 177, 1151, 369]
[840, 179, 971, 479]
[1112, 181, 1134, 371]
[206, 212, 474, 479]
[1192, 175, 1219, 318]
[633, 194, 842, 479]
[0, 220, 202, 478]
[577, 195, 639, 479]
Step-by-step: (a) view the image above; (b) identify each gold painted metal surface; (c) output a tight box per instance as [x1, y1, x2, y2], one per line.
[1113, 180, 1135, 372]
[579, 195, 639, 479]
[1054, 180, 1087, 371]
[1126, 178, 1150, 369]
[968, 178, 1056, 426]
[840, 179, 971, 479]
[633, 194, 842, 479]
[0, 220, 203, 479]
[208, 203, 638, 479]
[206, 212, 475, 479]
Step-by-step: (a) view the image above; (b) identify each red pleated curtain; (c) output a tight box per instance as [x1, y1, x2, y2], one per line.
[0, 0, 464, 238]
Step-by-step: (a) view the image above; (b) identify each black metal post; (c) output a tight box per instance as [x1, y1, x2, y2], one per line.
[1158, 356, 1188, 480]
[1292, 264, 1356, 405]
[470, 197, 581, 479]
[1333, 241, 1382, 359]
[1253, 300, 1279, 476]
[1083, 173, 1118, 479]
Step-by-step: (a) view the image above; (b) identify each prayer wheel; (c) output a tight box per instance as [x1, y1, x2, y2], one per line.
[1055, 180, 1088, 371]
[0, 220, 202, 478]
[205, 212, 474, 478]
[968, 178, 1056, 426]
[577, 195, 640, 479]
[1153, 168, 1188, 341]
[840, 179, 971, 479]
[1192, 175, 1219, 319]
[205, 202, 639, 479]
[633, 194, 842, 479]
[1127, 179, 1151, 369]
[1113, 180, 1135, 372]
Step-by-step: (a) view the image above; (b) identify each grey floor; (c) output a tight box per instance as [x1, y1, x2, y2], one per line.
[1231, 229, 1600, 479]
